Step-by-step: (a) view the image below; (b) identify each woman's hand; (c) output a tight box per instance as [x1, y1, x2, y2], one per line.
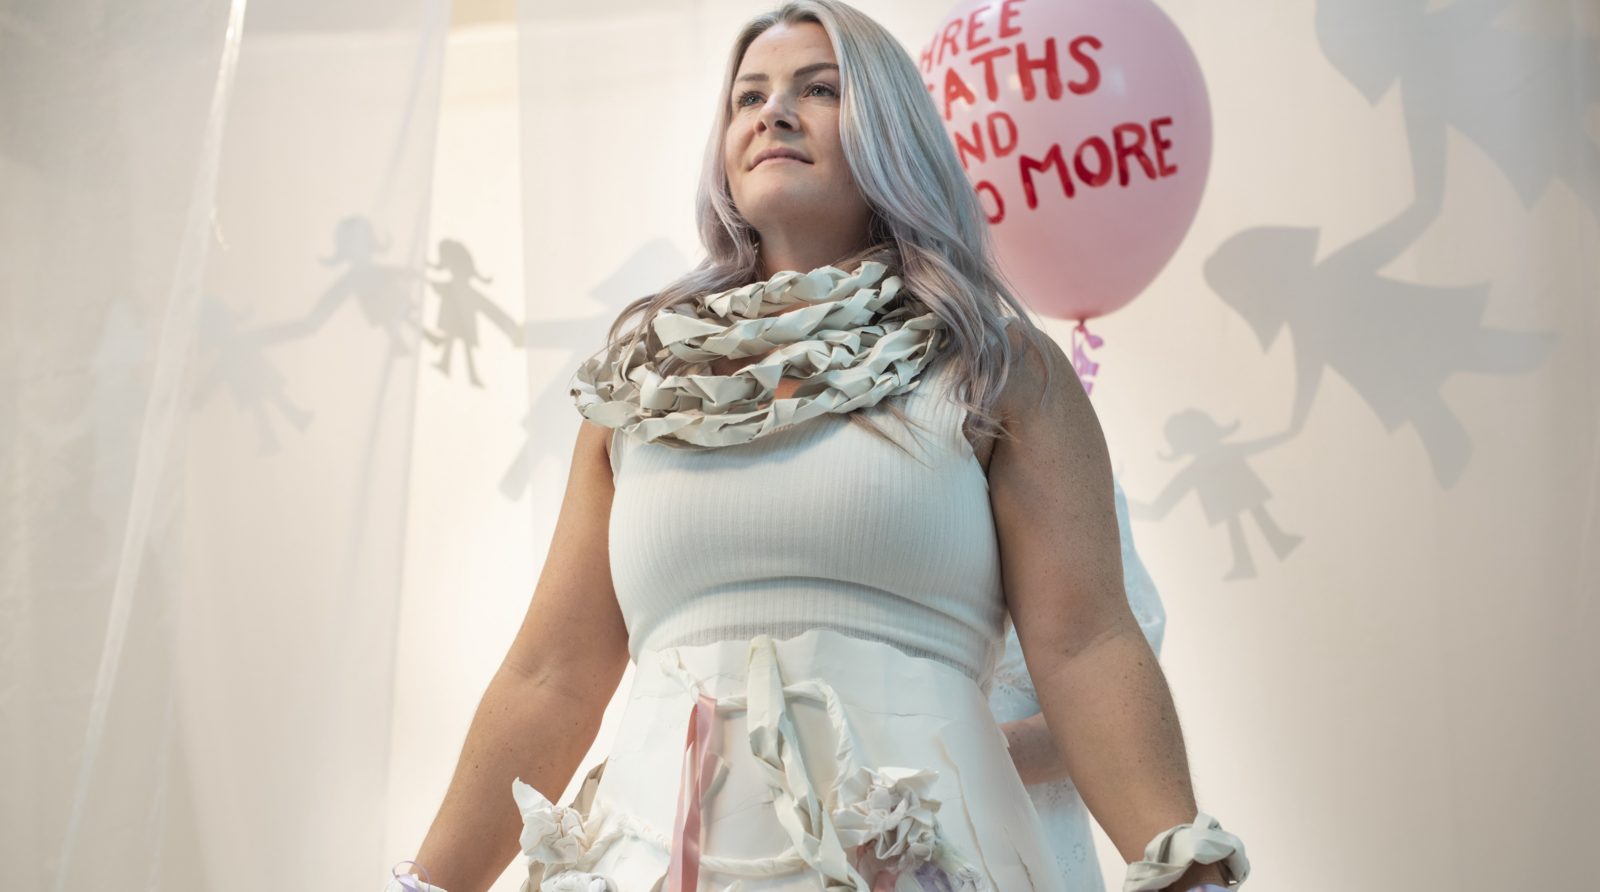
[999, 710, 1071, 786]
[1161, 860, 1232, 889]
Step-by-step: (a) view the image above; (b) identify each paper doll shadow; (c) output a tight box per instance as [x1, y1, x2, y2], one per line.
[1316, 0, 1600, 229]
[1128, 409, 1301, 581]
[22, 299, 162, 583]
[499, 237, 691, 501]
[423, 237, 525, 389]
[191, 295, 315, 454]
[249, 215, 426, 356]
[1205, 223, 1555, 490]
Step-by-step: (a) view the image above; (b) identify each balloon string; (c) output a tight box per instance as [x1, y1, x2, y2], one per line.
[1070, 319, 1104, 396]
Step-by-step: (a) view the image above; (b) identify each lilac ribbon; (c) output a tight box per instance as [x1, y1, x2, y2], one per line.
[1070, 319, 1104, 396]
[913, 861, 957, 892]
[391, 860, 433, 891]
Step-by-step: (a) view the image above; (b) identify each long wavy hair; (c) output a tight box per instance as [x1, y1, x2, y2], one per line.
[585, 0, 1056, 460]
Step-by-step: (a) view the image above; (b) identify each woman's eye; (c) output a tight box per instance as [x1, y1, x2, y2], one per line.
[735, 83, 838, 108]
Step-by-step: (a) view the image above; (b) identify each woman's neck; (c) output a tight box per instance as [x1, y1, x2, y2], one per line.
[755, 226, 870, 280]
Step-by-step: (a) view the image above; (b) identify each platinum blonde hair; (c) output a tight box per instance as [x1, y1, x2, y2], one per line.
[588, 0, 1057, 457]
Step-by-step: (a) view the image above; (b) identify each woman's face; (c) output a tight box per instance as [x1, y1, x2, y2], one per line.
[724, 21, 870, 249]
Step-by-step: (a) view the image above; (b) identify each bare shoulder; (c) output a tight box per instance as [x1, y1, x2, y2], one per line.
[591, 417, 613, 465]
[969, 320, 1092, 469]
[989, 318, 1108, 498]
[555, 422, 615, 534]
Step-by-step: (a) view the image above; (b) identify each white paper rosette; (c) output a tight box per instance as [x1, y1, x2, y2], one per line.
[511, 778, 590, 867]
[831, 765, 943, 874]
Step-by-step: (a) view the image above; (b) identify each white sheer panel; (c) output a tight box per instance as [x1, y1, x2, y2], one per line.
[2, 9, 247, 888]
[2, 1, 449, 889]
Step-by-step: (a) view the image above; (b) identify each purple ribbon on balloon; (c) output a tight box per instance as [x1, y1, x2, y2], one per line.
[1071, 319, 1105, 396]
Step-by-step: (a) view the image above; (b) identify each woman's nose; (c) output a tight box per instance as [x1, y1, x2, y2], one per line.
[757, 95, 796, 130]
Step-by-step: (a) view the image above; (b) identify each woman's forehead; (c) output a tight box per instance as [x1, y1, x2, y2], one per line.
[739, 21, 834, 72]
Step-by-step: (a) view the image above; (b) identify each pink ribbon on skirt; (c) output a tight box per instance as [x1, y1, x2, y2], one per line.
[666, 690, 720, 892]
[658, 643, 926, 892]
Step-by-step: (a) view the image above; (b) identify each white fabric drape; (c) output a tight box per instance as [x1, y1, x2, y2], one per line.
[2, 1, 449, 889]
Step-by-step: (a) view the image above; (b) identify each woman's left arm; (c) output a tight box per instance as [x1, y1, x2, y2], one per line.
[987, 329, 1230, 890]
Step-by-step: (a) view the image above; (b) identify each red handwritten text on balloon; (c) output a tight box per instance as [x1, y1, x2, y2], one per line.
[918, 0, 1185, 224]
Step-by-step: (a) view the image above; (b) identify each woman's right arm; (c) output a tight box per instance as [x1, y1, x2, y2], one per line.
[402, 420, 632, 892]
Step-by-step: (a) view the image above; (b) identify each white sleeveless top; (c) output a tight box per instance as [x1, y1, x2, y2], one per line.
[606, 351, 1010, 685]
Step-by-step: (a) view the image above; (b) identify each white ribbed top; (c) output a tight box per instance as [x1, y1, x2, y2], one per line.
[606, 352, 1009, 684]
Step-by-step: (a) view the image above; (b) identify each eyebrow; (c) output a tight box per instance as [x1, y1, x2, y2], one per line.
[734, 62, 839, 85]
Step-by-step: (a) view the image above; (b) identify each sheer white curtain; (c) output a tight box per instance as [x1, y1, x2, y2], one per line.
[2, 1, 449, 889]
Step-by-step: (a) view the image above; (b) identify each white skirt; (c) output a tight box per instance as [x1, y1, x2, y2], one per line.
[512, 629, 1066, 892]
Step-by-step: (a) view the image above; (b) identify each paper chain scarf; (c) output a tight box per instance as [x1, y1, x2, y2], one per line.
[570, 260, 948, 449]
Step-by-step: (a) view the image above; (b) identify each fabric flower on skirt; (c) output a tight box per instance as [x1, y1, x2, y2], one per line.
[831, 765, 942, 873]
[512, 778, 590, 867]
[539, 870, 615, 892]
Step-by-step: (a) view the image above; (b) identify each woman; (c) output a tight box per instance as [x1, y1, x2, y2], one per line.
[393, 3, 1248, 891]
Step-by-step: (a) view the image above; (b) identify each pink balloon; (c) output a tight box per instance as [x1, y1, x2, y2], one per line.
[920, 0, 1213, 321]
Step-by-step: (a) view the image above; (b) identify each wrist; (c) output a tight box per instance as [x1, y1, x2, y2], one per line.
[1165, 860, 1231, 890]
[387, 860, 447, 892]
[1125, 810, 1248, 891]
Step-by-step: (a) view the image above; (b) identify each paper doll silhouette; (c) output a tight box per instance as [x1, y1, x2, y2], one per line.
[191, 295, 314, 454]
[20, 300, 151, 578]
[422, 238, 524, 388]
[1128, 409, 1302, 581]
[1205, 210, 1556, 489]
[1318, 0, 1600, 229]
[499, 237, 689, 500]
[256, 215, 423, 355]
